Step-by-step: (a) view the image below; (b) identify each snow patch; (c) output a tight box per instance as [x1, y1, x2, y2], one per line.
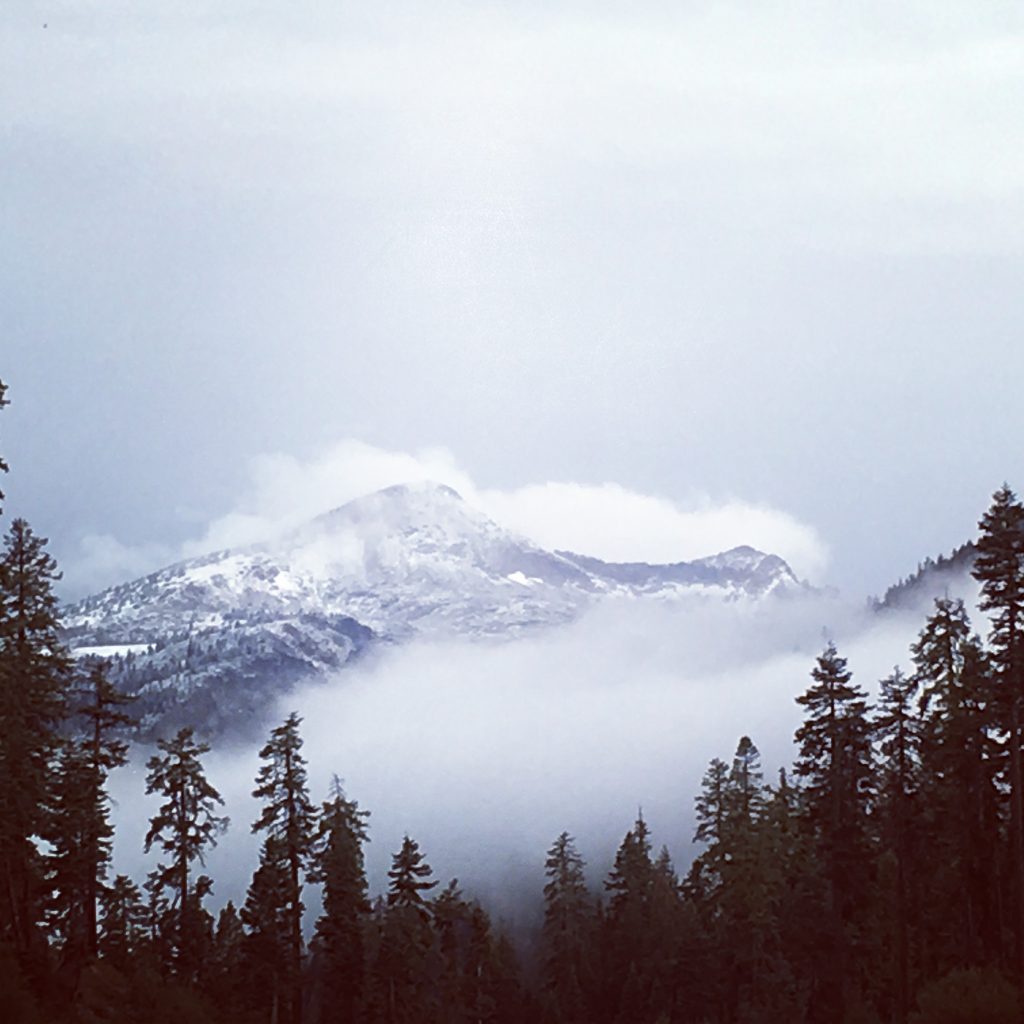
[73, 644, 151, 659]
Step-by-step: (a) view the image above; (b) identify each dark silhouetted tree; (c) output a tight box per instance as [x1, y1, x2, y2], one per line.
[973, 484, 1024, 986]
[541, 831, 590, 1023]
[370, 835, 438, 1023]
[913, 596, 999, 969]
[242, 836, 292, 1022]
[874, 665, 920, 1024]
[309, 777, 370, 1024]
[0, 518, 71, 976]
[97, 874, 147, 972]
[144, 727, 227, 982]
[794, 642, 874, 1018]
[48, 659, 134, 969]
[252, 711, 317, 1024]
[602, 814, 655, 1021]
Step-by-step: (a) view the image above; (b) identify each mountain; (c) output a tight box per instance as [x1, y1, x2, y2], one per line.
[62, 481, 807, 737]
[871, 541, 976, 612]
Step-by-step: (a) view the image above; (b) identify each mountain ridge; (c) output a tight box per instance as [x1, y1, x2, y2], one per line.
[62, 481, 808, 737]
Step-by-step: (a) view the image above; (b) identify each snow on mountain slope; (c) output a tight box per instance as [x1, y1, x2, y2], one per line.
[62, 482, 807, 736]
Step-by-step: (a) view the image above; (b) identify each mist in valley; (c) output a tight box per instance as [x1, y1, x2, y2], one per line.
[107, 578, 963, 934]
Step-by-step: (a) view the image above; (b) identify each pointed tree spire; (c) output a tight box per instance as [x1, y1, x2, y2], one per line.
[793, 642, 874, 1018]
[144, 726, 227, 981]
[542, 831, 590, 1022]
[386, 835, 437, 915]
[252, 711, 317, 1024]
[0, 517, 72, 962]
[309, 776, 370, 1024]
[972, 484, 1024, 989]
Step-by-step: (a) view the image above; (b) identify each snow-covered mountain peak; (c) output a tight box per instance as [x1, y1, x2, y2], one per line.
[301, 481, 497, 550]
[694, 545, 787, 573]
[317, 480, 467, 522]
[62, 483, 811, 736]
[277, 480, 534, 588]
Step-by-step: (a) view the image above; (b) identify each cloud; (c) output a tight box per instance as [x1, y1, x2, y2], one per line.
[476, 481, 829, 580]
[59, 438, 826, 594]
[6, 2, 1021, 253]
[61, 533, 177, 601]
[189, 441, 831, 579]
[181, 441, 475, 555]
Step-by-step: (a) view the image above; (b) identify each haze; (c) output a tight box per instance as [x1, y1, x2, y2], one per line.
[106, 585, 951, 928]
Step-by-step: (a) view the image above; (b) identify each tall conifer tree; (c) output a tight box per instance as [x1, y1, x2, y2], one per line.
[242, 836, 292, 1022]
[144, 727, 227, 982]
[0, 518, 71, 967]
[66, 660, 134, 958]
[541, 831, 590, 1023]
[794, 642, 874, 1017]
[973, 484, 1024, 988]
[252, 711, 317, 1024]
[372, 836, 438, 1022]
[47, 742, 96, 962]
[912, 596, 997, 966]
[97, 874, 147, 972]
[603, 814, 655, 1021]
[874, 666, 920, 1024]
[309, 777, 370, 1024]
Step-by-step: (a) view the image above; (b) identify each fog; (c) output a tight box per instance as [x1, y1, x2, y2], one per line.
[106, 582, 951, 932]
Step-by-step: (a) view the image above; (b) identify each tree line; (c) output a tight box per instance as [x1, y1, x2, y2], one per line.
[4, 376, 1024, 1022]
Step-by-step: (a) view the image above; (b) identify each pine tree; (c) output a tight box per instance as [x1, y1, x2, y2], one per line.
[463, 902, 499, 1024]
[309, 777, 370, 1024]
[47, 742, 97, 963]
[541, 832, 590, 1023]
[972, 484, 1024, 987]
[693, 758, 731, 899]
[252, 711, 317, 1024]
[755, 769, 809, 1021]
[48, 659, 134, 966]
[207, 900, 245, 1015]
[98, 874, 147, 972]
[912, 597, 999, 969]
[387, 835, 438, 916]
[0, 518, 71, 971]
[693, 739, 781, 1020]
[242, 836, 292, 1022]
[491, 930, 532, 1024]
[603, 814, 655, 1020]
[724, 736, 781, 1018]
[370, 836, 439, 1023]
[144, 727, 227, 982]
[645, 846, 685, 1022]
[874, 666, 920, 1024]
[431, 878, 468, 1018]
[793, 642, 874, 1017]
[728, 735, 765, 824]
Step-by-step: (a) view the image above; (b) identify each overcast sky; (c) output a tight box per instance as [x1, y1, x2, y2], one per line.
[3, 1, 1023, 600]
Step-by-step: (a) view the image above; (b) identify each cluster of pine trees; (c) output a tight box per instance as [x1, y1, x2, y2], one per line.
[6, 374, 1024, 1022]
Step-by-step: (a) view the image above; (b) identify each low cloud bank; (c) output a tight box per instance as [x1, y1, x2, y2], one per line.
[108, 586, 935, 930]
[65, 439, 829, 598]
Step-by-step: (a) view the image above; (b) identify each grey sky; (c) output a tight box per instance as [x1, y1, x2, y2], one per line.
[3, 1, 1023, 599]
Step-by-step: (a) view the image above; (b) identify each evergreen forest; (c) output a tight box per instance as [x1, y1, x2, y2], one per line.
[5, 376, 1024, 1024]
